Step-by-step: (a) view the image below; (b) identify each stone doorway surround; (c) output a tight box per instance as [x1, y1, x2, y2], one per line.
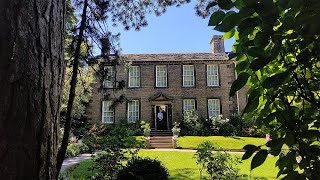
[148, 92, 173, 130]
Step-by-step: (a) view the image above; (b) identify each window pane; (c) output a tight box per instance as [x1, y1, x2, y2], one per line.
[183, 65, 195, 87]
[207, 65, 219, 86]
[129, 66, 140, 87]
[208, 99, 220, 118]
[103, 66, 114, 88]
[156, 65, 167, 87]
[102, 101, 114, 123]
[128, 100, 139, 123]
[183, 99, 196, 112]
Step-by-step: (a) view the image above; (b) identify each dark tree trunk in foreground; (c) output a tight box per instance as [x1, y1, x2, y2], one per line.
[0, 0, 65, 179]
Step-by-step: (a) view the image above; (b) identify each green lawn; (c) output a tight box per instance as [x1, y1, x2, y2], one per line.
[177, 136, 267, 150]
[64, 150, 279, 179]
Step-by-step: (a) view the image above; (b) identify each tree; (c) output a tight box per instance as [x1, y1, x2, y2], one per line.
[204, 0, 320, 179]
[0, 0, 65, 178]
[56, 0, 192, 175]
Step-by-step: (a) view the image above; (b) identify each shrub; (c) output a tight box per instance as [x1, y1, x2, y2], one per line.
[180, 110, 202, 135]
[93, 149, 138, 179]
[66, 143, 80, 158]
[116, 157, 170, 180]
[140, 121, 151, 137]
[195, 141, 240, 180]
[74, 140, 90, 154]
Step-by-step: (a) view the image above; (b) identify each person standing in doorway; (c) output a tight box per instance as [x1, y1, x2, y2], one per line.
[157, 106, 167, 130]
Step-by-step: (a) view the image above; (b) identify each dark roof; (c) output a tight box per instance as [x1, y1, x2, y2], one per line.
[121, 53, 229, 62]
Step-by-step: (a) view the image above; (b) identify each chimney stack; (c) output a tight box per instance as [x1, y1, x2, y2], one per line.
[101, 37, 110, 57]
[210, 35, 225, 53]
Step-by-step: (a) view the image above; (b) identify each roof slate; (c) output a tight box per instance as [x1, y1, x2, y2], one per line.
[121, 53, 229, 61]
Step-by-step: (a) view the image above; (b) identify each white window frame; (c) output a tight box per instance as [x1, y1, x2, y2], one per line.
[208, 99, 220, 118]
[183, 65, 195, 87]
[103, 66, 114, 88]
[207, 65, 219, 87]
[183, 99, 196, 112]
[128, 66, 140, 87]
[156, 65, 167, 87]
[127, 100, 139, 123]
[102, 101, 114, 123]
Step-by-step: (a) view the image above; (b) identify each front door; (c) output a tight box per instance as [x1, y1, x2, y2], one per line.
[155, 105, 168, 130]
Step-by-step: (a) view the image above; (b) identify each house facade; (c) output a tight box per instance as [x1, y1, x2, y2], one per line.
[87, 35, 248, 130]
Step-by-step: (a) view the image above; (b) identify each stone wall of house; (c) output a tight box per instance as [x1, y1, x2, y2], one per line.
[86, 56, 248, 127]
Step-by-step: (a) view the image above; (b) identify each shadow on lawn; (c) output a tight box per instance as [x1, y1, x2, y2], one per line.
[239, 174, 268, 180]
[170, 169, 268, 180]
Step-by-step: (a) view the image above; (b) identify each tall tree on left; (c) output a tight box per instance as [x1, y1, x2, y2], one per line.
[0, 0, 65, 179]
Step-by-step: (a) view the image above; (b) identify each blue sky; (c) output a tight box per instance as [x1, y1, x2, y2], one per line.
[107, 2, 235, 54]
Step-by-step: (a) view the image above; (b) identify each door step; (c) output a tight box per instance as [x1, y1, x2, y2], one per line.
[148, 135, 174, 149]
[150, 130, 173, 137]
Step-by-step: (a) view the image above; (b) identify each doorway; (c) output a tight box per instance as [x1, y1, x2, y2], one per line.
[155, 105, 168, 130]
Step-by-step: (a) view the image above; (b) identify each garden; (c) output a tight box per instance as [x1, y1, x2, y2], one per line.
[59, 112, 284, 180]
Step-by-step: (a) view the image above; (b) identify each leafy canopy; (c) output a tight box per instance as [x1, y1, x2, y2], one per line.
[205, 0, 320, 179]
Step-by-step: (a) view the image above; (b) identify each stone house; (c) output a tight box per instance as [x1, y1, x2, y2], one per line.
[87, 35, 248, 130]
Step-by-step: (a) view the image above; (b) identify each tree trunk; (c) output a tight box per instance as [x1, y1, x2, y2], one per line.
[0, 0, 65, 179]
[56, 0, 88, 174]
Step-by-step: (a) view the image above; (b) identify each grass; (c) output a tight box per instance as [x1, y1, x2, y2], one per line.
[65, 150, 279, 179]
[177, 136, 267, 150]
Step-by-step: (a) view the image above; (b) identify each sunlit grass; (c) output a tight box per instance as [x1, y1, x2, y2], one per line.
[177, 136, 267, 150]
[65, 150, 279, 179]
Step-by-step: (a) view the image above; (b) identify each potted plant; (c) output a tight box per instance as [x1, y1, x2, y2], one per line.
[171, 122, 181, 137]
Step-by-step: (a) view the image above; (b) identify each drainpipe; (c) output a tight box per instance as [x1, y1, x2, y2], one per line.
[234, 62, 240, 114]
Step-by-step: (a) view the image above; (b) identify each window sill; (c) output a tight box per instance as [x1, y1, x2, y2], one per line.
[182, 86, 196, 88]
[154, 86, 169, 89]
[206, 86, 221, 88]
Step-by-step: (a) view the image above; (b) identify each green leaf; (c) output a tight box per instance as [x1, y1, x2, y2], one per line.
[251, 150, 268, 170]
[242, 144, 260, 160]
[206, 2, 218, 10]
[250, 58, 271, 71]
[243, 0, 257, 8]
[228, 52, 238, 60]
[223, 28, 235, 39]
[262, 71, 289, 89]
[208, 10, 225, 26]
[242, 88, 260, 114]
[254, 31, 270, 48]
[217, 0, 234, 10]
[236, 60, 249, 73]
[284, 132, 296, 147]
[230, 72, 250, 97]
[215, 12, 240, 32]
[238, 17, 262, 35]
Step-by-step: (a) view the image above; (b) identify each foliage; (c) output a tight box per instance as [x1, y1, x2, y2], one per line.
[116, 157, 170, 180]
[180, 109, 202, 135]
[180, 111, 262, 137]
[205, 0, 320, 179]
[140, 120, 151, 137]
[195, 141, 240, 180]
[80, 121, 145, 179]
[212, 115, 264, 137]
[65, 150, 280, 179]
[92, 149, 139, 180]
[66, 143, 81, 158]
